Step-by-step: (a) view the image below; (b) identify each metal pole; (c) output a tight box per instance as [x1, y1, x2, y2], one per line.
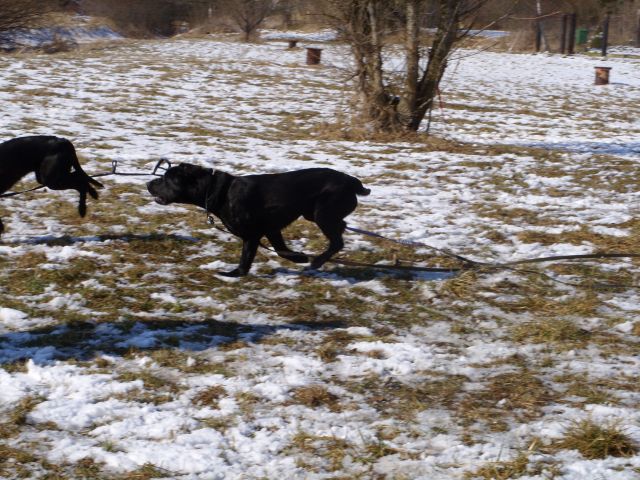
[568, 13, 577, 55]
[636, 9, 640, 47]
[601, 13, 610, 57]
[560, 14, 568, 54]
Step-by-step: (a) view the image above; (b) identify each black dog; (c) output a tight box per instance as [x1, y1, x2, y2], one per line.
[147, 163, 370, 276]
[0, 136, 103, 235]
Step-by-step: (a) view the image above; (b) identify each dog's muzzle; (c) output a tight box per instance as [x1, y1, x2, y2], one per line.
[147, 180, 168, 205]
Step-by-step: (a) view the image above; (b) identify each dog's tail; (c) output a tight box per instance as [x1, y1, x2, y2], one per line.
[352, 177, 371, 196]
[58, 138, 104, 217]
[61, 138, 104, 196]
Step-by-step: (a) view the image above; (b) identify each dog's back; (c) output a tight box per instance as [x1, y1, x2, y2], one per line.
[2, 137, 49, 193]
[0, 135, 64, 160]
[242, 168, 370, 203]
[0, 136, 101, 191]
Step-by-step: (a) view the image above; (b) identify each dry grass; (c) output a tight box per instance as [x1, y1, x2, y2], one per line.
[0, 445, 39, 477]
[458, 370, 556, 430]
[512, 318, 591, 346]
[344, 373, 467, 421]
[149, 350, 234, 376]
[288, 431, 352, 472]
[0, 396, 43, 438]
[465, 452, 529, 480]
[551, 419, 638, 459]
[115, 370, 182, 404]
[120, 463, 174, 479]
[192, 385, 227, 408]
[517, 225, 640, 252]
[466, 451, 561, 480]
[289, 385, 340, 411]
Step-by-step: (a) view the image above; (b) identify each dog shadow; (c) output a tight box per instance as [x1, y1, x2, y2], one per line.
[0, 317, 346, 367]
[0, 232, 199, 247]
[2, 233, 458, 282]
[271, 266, 458, 283]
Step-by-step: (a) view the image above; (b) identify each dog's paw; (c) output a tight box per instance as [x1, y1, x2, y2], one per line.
[218, 268, 247, 278]
[282, 252, 309, 264]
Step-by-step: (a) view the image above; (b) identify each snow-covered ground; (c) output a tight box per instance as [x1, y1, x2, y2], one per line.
[0, 37, 639, 479]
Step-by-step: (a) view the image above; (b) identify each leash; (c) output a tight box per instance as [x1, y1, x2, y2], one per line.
[0, 158, 171, 199]
[205, 220, 639, 279]
[0, 185, 46, 198]
[344, 226, 480, 267]
[343, 226, 640, 288]
[344, 226, 640, 268]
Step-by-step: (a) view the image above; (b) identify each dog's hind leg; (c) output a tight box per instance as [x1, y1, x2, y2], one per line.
[307, 192, 357, 270]
[308, 218, 346, 270]
[45, 172, 95, 217]
[38, 156, 98, 217]
[0, 218, 4, 236]
[220, 237, 260, 277]
[266, 231, 309, 263]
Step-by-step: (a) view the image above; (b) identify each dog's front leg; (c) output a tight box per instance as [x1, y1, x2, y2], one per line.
[219, 237, 259, 277]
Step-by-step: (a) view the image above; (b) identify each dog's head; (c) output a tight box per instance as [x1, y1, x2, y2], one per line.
[147, 163, 213, 206]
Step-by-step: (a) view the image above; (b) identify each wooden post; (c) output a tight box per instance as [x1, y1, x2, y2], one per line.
[568, 13, 577, 55]
[560, 14, 568, 54]
[601, 13, 610, 57]
[306, 47, 322, 65]
[595, 66, 611, 85]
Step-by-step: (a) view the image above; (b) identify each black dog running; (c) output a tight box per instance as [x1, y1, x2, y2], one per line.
[0, 135, 103, 235]
[147, 163, 370, 277]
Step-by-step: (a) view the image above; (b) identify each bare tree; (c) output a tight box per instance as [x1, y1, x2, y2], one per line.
[327, 0, 494, 133]
[223, 0, 275, 41]
[0, 0, 55, 31]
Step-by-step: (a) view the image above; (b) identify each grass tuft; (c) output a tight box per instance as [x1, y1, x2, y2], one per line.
[192, 385, 228, 408]
[552, 419, 638, 459]
[465, 452, 530, 480]
[290, 385, 341, 411]
[512, 318, 591, 346]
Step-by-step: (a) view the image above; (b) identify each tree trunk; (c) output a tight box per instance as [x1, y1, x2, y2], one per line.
[366, 1, 385, 96]
[535, 0, 549, 51]
[567, 12, 577, 55]
[365, 0, 398, 130]
[560, 14, 567, 54]
[636, 8, 640, 47]
[327, 0, 488, 134]
[402, 0, 420, 126]
[409, 0, 458, 132]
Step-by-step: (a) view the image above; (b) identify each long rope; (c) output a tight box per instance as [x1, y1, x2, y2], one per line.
[345, 226, 640, 267]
